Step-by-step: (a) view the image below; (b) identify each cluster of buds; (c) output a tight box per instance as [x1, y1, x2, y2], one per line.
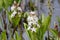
[54, 22, 58, 31]
[10, 1, 22, 18]
[27, 11, 40, 32]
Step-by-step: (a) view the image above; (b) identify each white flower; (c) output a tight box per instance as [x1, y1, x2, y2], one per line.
[27, 27, 31, 30]
[27, 14, 38, 23]
[28, 22, 33, 26]
[32, 16, 38, 24]
[11, 5, 16, 11]
[27, 14, 39, 26]
[31, 27, 36, 32]
[27, 16, 33, 22]
[27, 11, 40, 31]
[17, 7, 22, 12]
[30, 11, 36, 14]
[11, 11, 17, 18]
[33, 16, 38, 22]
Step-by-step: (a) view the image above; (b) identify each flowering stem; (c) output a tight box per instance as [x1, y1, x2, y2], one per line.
[2, 9, 8, 39]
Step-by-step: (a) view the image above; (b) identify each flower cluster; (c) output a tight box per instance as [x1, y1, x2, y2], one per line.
[10, 1, 22, 18]
[27, 11, 40, 32]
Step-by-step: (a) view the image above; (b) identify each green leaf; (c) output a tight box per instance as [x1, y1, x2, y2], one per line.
[23, 12, 29, 18]
[3, 0, 13, 9]
[0, 0, 2, 7]
[24, 23, 27, 29]
[1, 31, 7, 40]
[37, 13, 52, 40]
[0, 0, 3, 11]
[15, 0, 21, 3]
[50, 29, 58, 37]
[24, 23, 32, 40]
[18, 0, 21, 3]
[7, 0, 13, 6]
[41, 14, 45, 23]
[42, 14, 52, 34]
[12, 14, 21, 27]
[3, 0, 9, 8]
[15, 31, 21, 40]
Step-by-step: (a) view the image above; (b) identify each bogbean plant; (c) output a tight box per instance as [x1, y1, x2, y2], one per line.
[0, 0, 24, 40]
[24, 11, 52, 40]
[0, 0, 59, 40]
